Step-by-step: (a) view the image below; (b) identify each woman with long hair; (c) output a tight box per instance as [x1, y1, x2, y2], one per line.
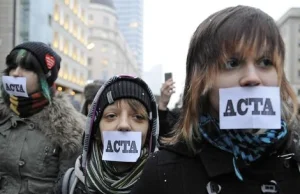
[131, 6, 300, 194]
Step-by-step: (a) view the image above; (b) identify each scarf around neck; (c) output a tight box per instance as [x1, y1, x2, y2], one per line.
[198, 114, 288, 181]
[9, 91, 49, 117]
[85, 141, 149, 194]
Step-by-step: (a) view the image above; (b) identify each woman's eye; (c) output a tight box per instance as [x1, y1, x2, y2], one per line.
[105, 113, 116, 119]
[133, 114, 146, 121]
[224, 58, 240, 69]
[258, 58, 273, 67]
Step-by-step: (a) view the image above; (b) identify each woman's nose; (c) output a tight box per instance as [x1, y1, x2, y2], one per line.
[239, 63, 262, 87]
[117, 115, 131, 132]
[10, 67, 22, 77]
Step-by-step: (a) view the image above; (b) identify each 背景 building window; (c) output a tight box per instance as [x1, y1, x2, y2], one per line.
[64, 39, 69, 55]
[48, 14, 52, 26]
[88, 70, 92, 80]
[101, 44, 108, 52]
[54, 4, 60, 21]
[73, 23, 78, 38]
[64, 14, 69, 30]
[72, 46, 77, 61]
[103, 16, 109, 26]
[89, 14, 93, 21]
[73, 0, 78, 14]
[53, 32, 59, 48]
[102, 59, 109, 65]
[87, 57, 92, 66]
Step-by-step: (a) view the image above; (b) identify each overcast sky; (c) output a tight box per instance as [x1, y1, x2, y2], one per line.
[143, 0, 300, 107]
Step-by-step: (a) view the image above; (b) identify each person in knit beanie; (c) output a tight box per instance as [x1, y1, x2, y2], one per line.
[0, 41, 85, 193]
[81, 80, 105, 116]
[59, 75, 159, 194]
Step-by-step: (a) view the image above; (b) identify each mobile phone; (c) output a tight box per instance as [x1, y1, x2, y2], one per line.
[164, 72, 172, 82]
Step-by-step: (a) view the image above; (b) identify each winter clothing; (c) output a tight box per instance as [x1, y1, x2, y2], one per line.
[98, 79, 152, 115]
[59, 75, 159, 194]
[81, 81, 103, 116]
[10, 41, 61, 86]
[68, 95, 81, 112]
[158, 108, 180, 138]
[131, 122, 300, 194]
[85, 143, 149, 194]
[0, 93, 85, 194]
[9, 91, 49, 117]
[82, 76, 158, 164]
[198, 114, 289, 181]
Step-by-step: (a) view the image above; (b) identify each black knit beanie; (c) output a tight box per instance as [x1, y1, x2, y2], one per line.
[9, 41, 61, 86]
[98, 80, 152, 116]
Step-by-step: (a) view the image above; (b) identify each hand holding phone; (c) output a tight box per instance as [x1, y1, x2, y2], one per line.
[164, 72, 172, 82]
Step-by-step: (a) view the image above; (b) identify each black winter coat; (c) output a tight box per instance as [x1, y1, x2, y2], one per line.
[158, 108, 180, 137]
[131, 140, 300, 194]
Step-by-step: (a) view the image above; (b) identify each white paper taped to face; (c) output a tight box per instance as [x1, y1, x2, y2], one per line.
[102, 131, 142, 162]
[2, 76, 29, 97]
[219, 86, 281, 130]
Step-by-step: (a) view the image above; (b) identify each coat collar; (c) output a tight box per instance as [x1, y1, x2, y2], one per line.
[197, 142, 247, 178]
[162, 136, 294, 180]
[198, 137, 295, 179]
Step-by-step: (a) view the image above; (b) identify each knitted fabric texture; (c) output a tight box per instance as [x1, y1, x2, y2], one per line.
[98, 80, 152, 116]
[198, 114, 288, 181]
[85, 141, 149, 194]
[9, 41, 61, 86]
[9, 92, 49, 117]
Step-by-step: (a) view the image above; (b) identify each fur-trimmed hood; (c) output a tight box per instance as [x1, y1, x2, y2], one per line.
[0, 93, 86, 155]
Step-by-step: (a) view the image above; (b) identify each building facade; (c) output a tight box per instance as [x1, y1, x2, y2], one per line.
[0, 0, 89, 95]
[52, 0, 89, 93]
[88, 0, 139, 81]
[0, 0, 18, 72]
[277, 8, 300, 101]
[113, 0, 143, 73]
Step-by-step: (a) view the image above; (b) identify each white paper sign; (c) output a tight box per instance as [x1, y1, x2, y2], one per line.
[219, 86, 281, 130]
[2, 76, 28, 97]
[102, 131, 142, 162]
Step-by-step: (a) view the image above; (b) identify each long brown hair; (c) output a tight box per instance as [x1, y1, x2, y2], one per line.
[165, 5, 298, 151]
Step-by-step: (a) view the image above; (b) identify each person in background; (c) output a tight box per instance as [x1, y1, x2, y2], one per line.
[59, 75, 159, 194]
[132, 5, 300, 194]
[69, 94, 81, 112]
[81, 80, 104, 116]
[0, 42, 85, 194]
[158, 78, 180, 138]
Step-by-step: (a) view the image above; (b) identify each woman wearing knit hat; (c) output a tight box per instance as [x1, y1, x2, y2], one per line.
[60, 75, 158, 194]
[0, 42, 85, 193]
[132, 5, 300, 194]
